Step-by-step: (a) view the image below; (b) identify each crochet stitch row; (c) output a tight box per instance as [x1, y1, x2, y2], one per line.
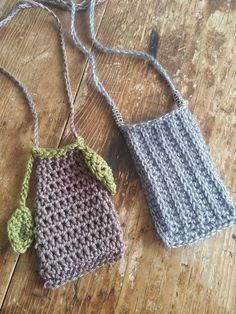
[32, 137, 116, 195]
[7, 137, 116, 254]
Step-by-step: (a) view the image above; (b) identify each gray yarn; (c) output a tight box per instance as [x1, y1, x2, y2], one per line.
[0, 66, 40, 147]
[38, 0, 104, 12]
[71, 0, 185, 125]
[32, 0, 124, 125]
[88, 0, 185, 108]
[71, 0, 185, 124]
[21, 0, 236, 246]
[122, 106, 236, 247]
[37, 0, 184, 125]
[70, 1, 124, 126]
[0, 0, 78, 145]
[83, 0, 235, 246]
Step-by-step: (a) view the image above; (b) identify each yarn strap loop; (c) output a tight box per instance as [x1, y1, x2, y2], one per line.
[0, 0, 78, 146]
[37, 0, 104, 12]
[0, 66, 40, 147]
[62, 0, 186, 127]
[88, 0, 186, 113]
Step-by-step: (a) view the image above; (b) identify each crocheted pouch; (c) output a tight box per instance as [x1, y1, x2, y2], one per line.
[121, 104, 236, 247]
[4, 0, 123, 289]
[70, 0, 236, 247]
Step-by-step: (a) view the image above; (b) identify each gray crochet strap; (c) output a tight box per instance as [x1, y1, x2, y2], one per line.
[32, 0, 123, 126]
[0, 0, 78, 145]
[69, 0, 185, 127]
[88, 0, 186, 120]
[38, 0, 104, 12]
[69, 1, 124, 127]
[0, 66, 40, 147]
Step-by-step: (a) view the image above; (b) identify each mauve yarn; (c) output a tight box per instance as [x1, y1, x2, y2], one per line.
[34, 148, 124, 288]
[4, 0, 124, 288]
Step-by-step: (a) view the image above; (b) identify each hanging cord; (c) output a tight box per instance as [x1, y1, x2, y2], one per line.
[0, 0, 78, 143]
[0, 66, 40, 147]
[88, 0, 186, 108]
[38, 0, 104, 12]
[36, 0, 186, 124]
[31, 0, 186, 122]
[69, 1, 124, 126]
[70, 0, 185, 124]
[33, 0, 124, 126]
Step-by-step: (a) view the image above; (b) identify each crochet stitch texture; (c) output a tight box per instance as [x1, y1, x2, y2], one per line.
[34, 145, 124, 288]
[122, 105, 236, 247]
[7, 155, 34, 253]
[68, 0, 236, 247]
[3, 0, 123, 289]
[32, 137, 116, 195]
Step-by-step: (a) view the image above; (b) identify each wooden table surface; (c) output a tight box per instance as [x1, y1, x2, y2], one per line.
[0, 0, 235, 313]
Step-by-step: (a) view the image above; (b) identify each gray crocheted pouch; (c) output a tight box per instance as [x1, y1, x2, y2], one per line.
[69, 0, 236, 247]
[121, 104, 236, 247]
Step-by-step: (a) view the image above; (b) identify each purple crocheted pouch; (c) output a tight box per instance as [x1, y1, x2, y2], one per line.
[33, 141, 124, 288]
[5, 1, 124, 289]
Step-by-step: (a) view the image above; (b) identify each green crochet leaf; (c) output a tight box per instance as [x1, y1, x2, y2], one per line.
[7, 205, 33, 254]
[81, 146, 116, 195]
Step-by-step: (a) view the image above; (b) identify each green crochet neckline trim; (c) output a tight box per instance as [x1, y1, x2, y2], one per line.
[32, 137, 86, 158]
[31, 137, 116, 195]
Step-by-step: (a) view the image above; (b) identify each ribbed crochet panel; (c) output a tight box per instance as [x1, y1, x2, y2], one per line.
[122, 106, 236, 247]
[34, 147, 124, 288]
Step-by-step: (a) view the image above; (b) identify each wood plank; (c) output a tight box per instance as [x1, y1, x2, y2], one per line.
[1, 0, 236, 313]
[0, 0, 107, 308]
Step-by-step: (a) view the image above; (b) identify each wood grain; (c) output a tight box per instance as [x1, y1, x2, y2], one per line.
[0, 0, 236, 313]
